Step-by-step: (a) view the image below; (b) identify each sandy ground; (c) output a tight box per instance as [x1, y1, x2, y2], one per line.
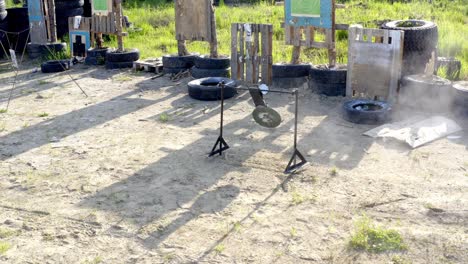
[0, 61, 467, 264]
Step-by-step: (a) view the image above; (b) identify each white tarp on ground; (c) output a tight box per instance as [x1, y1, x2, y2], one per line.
[364, 116, 462, 148]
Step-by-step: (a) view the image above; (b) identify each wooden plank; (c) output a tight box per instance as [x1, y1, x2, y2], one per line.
[28, 0, 48, 44]
[253, 24, 260, 84]
[239, 24, 245, 81]
[265, 25, 273, 85]
[231, 23, 239, 81]
[175, 0, 212, 42]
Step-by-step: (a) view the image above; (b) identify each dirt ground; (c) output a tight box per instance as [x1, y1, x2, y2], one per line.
[0, 61, 467, 264]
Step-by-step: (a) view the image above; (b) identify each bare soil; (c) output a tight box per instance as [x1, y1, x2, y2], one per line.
[0, 61, 467, 264]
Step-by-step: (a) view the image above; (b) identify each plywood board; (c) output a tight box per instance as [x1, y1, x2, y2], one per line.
[175, 0, 212, 42]
[346, 25, 404, 102]
[28, 0, 48, 44]
[285, 0, 333, 29]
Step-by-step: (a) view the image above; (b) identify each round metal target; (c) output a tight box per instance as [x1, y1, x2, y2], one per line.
[252, 106, 282, 128]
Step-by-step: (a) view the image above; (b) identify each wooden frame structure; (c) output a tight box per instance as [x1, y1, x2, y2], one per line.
[231, 23, 273, 85]
[346, 25, 404, 102]
[284, 0, 336, 66]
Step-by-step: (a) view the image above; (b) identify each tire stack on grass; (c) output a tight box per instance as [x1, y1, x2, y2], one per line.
[27, 42, 67, 59]
[272, 63, 310, 89]
[381, 20, 438, 76]
[85, 47, 109, 65]
[0, 0, 8, 58]
[191, 55, 230, 79]
[105, 48, 140, 69]
[162, 54, 197, 75]
[308, 65, 347, 96]
[6, 7, 29, 53]
[55, 0, 84, 39]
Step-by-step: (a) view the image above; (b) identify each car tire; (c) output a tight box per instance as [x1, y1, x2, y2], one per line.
[162, 54, 198, 69]
[191, 66, 230, 79]
[194, 55, 230, 69]
[342, 99, 392, 125]
[309, 65, 347, 96]
[85, 47, 109, 65]
[400, 74, 452, 112]
[272, 63, 311, 78]
[106, 48, 140, 63]
[188, 77, 238, 101]
[41, 60, 71, 73]
[451, 81, 468, 117]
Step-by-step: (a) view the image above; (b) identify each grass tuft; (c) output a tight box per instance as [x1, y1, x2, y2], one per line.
[37, 112, 49, 117]
[349, 215, 407, 253]
[0, 109, 7, 114]
[0, 241, 11, 255]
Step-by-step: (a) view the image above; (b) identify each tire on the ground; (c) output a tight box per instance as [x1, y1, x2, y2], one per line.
[400, 74, 452, 112]
[451, 81, 468, 117]
[309, 65, 347, 96]
[41, 60, 71, 73]
[342, 99, 392, 125]
[272, 63, 311, 78]
[105, 61, 134, 69]
[106, 48, 140, 63]
[194, 55, 230, 69]
[85, 47, 109, 65]
[191, 66, 230, 79]
[162, 54, 198, 69]
[188, 77, 237, 101]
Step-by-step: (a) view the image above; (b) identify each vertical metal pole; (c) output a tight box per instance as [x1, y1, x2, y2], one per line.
[219, 81, 225, 155]
[293, 89, 299, 164]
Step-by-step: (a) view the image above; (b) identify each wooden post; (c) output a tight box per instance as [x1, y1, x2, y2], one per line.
[291, 46, 301, 64]
[209, 1, 218, 58]
[328, 0, 337, 67]
[177, 40, 188, 56]
[114, 0, 124, 51]
[47, 0, 57, 42]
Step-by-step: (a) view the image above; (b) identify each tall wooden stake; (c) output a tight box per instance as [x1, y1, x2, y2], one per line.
[328, 0, 337, 67]
[47, 0, 57, 42]
[291, 46, 301, 64]
[177, 40, 188, 56]
[209, 1, 218, 58]
[114, 0, 124, 51]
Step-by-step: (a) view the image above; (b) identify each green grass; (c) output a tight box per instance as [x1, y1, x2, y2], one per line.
[113, 0, 467, 79]
[0, 109, 7, 114]
[349, 215, 408, 253]
[0, 241, 11, 255]
[37, 112, 49, 117]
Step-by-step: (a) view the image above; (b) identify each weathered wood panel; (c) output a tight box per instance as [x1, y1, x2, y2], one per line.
[346, 25, 404, 102]
[175, 0, 212, 42]
[231, 23, 273, 85]
[28, 0, 48, 44]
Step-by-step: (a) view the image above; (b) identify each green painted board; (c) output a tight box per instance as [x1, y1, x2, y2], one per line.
[291, 0, 321, 17]
[93, 0, 109, 12]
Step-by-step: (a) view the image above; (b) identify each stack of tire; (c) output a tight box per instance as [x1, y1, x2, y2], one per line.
[85, 47, 109, 65]
[27, 42, 67, 59]
[399, 74, 452, 113]
[308, 65, 347, 96]
[451, 81, 467, 118]
[272, 63, 310, 89]
[105, 48, 140, 69]
[191, 55, 230, 78]
[0, 0, 8, 58]
[381, 20, 438, 76]
[162, 54, 197, 75]
[55, 0, 84, 39]
[6, 7, 29, 53]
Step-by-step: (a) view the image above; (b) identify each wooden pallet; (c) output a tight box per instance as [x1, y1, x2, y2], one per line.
[346, 25, 404, 102]
[231, 23, 273, 85]
[133, 58, 163, 73]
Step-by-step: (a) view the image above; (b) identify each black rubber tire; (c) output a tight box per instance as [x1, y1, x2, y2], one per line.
[105, 61, 134, 69]
[0, 18, 8, 58]
[191, 66, 230, 79]
[272, 77, 307, 89]
[381, 20, 438, 53]
[83, 0, 92, 17]
[436, 57, 461, 81]
[400, 74, 452, 112]
[162, 54, 197, 68]
[309, 65, 347, 96]
[55, 0, 84, 9]
[106, 48, 140, 63]
[163, 67, 188, 75]
[56, 7, 84, 18]
[272, 63, 311, 78]
[342, 99, 392, 125]
[85, 47, 109, 65]
[41, 60, 71, 73]
[188, 77, 237, 101]
[41, 42, 67, 53]
[194, 55, 230, 69]
[452, 81, 468, 117]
